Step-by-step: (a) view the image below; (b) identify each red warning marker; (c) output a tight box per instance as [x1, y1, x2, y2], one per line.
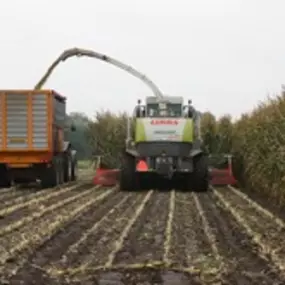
[136, 160, 148, 172]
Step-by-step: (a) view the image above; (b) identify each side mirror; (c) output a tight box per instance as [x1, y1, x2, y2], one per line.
[70, 123, 76, 132]
[135, 106, 141, 118]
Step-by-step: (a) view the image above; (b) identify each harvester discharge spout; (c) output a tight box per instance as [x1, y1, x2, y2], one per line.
[34, 47, 164, 101]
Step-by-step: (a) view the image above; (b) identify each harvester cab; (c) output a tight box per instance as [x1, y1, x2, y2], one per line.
[119, 96, 210, 192]
[134, 97, 194, 119]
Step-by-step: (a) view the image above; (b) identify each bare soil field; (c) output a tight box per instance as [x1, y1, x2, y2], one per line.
[0, 172, 284, 285]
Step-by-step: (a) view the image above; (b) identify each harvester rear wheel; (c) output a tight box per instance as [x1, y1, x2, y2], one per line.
[180, 174, 192, 191]
[192, 154, 209, 192]
[119, 152, 136, 191]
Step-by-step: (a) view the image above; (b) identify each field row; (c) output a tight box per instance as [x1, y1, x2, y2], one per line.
[0, 180, 284, 284]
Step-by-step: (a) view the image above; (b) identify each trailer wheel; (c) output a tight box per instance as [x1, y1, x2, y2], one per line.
[0, 166, 11, 188]
[41, 158, 64, 188]
[41, 165, 57, 188]
[119, 152, 136, 191]
[192, 154, 209, 192]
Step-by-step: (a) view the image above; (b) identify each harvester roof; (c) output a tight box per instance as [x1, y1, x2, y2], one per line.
[146, 96, 184, 104]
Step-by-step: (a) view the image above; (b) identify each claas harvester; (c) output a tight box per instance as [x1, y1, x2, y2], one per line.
[119, 96, 210, 191]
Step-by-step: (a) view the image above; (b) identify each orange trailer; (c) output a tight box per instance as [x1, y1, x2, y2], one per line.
[0, 90, 77, 188]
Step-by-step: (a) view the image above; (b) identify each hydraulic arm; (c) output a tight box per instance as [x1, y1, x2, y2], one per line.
[34, 47, 164, 100]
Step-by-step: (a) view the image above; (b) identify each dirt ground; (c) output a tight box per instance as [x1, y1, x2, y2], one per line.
[0, 171, 284, 285]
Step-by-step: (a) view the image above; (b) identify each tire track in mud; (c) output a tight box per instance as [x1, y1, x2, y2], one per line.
[1, 185, 285, 285]
[0, 186, 114, 281]
[59, 190, 200, 285]
[0, 187, 15, 194]
[213, 187, 285, 278]
[169, 192, 219, 274]
[0, 188, 33, 204]
[198, 191, 284, 285]
[0, 182, 76, 205]
[0, 187, 18, 200]
[0, 182, 82, 217]
[39, 191, 156, 285]
[59, 190, 153, 276]
[0, 185, 101, 238]
[0, 183, 93, 230]
[8, 189, 129, 285]
[53, 190, 209, 285]
[227, 186, 285, 228]
[112, 191, 170, 266]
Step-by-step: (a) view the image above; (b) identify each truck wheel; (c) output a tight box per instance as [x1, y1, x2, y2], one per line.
[119, 152, 136, 191]
[0, 166, 11, 188]
[192, 154, 209, 192]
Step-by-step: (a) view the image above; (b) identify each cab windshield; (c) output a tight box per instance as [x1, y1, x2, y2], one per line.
[146, 103, 182, 117]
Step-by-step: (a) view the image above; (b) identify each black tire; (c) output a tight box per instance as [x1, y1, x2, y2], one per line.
[57, 156, 64, 185]
[63, 152, 72, 183]
[137, 173, 152, 191]
[0, 166, 11, 188]
[41, 165, 57, 188]
[192, 154, 209, 192]
[180, 174, 192, 191]
[119, 152, 136, 191]
[41, 157, 64, 188]
[70, 155, 78, 181]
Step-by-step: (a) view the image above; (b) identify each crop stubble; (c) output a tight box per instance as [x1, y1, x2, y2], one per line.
[199, 190, 283, 284]
[213, 187, 285, 280]
[0, 180, 283, 284]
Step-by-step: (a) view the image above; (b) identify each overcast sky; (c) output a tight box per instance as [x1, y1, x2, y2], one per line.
[1, 0, 285, 119]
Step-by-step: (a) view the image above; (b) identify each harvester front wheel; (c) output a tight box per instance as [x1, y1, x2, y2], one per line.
[192, 154, 209, 192]
[119, 152, 136, 191]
